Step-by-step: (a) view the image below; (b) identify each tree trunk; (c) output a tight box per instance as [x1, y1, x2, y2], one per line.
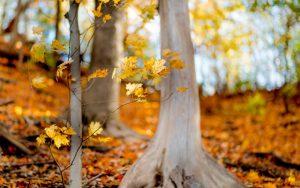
[83, 2, 141, 138]
[68, 1, 82, 187]
[119, 0, 244, 187]
[0, 0, 8, 33]
[55, 0, 61, 41]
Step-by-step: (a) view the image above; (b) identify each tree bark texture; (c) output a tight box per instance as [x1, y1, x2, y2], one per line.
[120, 0, 244, 187]
[68, 1, 82, 187]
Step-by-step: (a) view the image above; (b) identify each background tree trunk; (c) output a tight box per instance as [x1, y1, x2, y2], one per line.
[68, 1, 82, 187]
[55, 0, 61, 41]
[83, 1, 141, 138]
[120, 0, 244, 187]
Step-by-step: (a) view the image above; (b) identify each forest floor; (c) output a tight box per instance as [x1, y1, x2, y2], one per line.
[0, 62, 300, 188]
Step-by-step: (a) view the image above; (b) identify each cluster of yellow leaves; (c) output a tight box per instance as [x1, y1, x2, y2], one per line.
[139, 3, 157, 22]
[56, 59, 73, 81]
[88, 69, 109, 81]
[88, 121, 103, 136]
[37, 125, 76, 148]
[117, 56, 139, 80]
[143, 58, 169, 84]
[91, 0, 120, 23]
[115, 48, 187, 99]
[125, 34, 148, 57]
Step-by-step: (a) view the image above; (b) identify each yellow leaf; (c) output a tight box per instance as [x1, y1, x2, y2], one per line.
[75, 0, 81, 3]
[143, 58, 169, 84]
[125, 34, 147, 57]
[51, 40, 66, 52]
[176, 87, 189, 92]
[32, 76, 47, 89]
[53, 134, 69, 148]
[92, 3, 103, 17]
[89, 122, 103, 136]
[88, 69, 108, 81]
[118, 56, 139, 79]
[14, 106, 23, 116]
[36, 134, 47, 146]
[100, 0, 110, 3]
[126, 83, 143, 96]
[162, 48, 179, 57]
[56, 59, 73, 80]
[32, 26, 44, 35]
[264, 183, 277, 188]
[98, 137, 113, 143]
[30, 42, 46, 63]
[103, 14, 112, 23]
[170, 57, 185, 69]
[113, 0, 121, 5]
[246, 170, 260, 182]
[45, 125, 59, 139]
[61, 127, 76, 135]
[288, 173, 296, 185]
[152, 59, 167, 75]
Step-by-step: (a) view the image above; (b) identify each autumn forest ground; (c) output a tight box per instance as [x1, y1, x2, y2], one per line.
[0, 62, 300, 187]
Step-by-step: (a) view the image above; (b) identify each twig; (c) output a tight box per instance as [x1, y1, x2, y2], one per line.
[0, 99, 14, 106]
[48, 145, 65, 188]
[82, 173, 103, 187]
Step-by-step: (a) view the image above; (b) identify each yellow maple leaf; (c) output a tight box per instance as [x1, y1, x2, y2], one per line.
[100, 0, 110, 3]
[176, 87, 189, 92]
[118, 56, 139, 79]
[45, 125, 59, 139]
[126, 83, 143, 96]
[170, 57, 185, 69]
[36, 134, 47, 146]
[143, 58, 169, 84]
[32, 76, 47, 89]
[53, 134, 69, 148]
[162, 48, 179, 57]
[51, 40, 66, 52]
[103, 14, 112, 23]
[61, 127, 76, 135]
[89, 122, 103, 136]
[32, 26, 44, 35]
[56, 59, 73, 80]
[152, 59, 167, 75]
[92, 3, 103, 17]
[88, 69, 108, 81]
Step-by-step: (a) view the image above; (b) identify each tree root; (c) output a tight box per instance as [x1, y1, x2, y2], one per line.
[120, 147, 244, 188]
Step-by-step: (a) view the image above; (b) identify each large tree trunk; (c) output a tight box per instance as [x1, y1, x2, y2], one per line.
[68, 1, 82, 187]
[83, 2, 141, 138]
[119, 0, 244, 187]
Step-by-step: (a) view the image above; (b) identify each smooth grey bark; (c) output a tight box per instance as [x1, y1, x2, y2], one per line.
[68, 1, 82, 187]
[120, 0, 244, 187]
[83, 2, 142, 138]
